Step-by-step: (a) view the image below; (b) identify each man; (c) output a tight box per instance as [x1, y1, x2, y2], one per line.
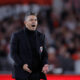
[10, 11, 48, 80]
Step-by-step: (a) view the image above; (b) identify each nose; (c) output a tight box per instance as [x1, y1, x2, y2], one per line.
[32, 20, 36, 23]
[32, 21, 36, 24]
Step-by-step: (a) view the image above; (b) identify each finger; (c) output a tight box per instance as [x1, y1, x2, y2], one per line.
[42, 70, 47, 74]
[26, 69, 32, 73]
[42, 69, 46, 73]
[27, 69, 32, 73]
[42, 68, 45, 72]
[25, 64, 28, 67]
[42, 68, 44, 72]
[44, 70, 48, 73]
[26, 68, 32, 73]
[45, 67, 48, 72]
[42, 68, 48, 73]
[44, 71, 47, 73]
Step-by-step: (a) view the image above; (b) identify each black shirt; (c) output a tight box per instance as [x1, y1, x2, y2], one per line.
[25, 27, 40, 72]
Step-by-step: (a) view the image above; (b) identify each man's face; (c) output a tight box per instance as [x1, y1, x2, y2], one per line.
[24, 15, 38, 31]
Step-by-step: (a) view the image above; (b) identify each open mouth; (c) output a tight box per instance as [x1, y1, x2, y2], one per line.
[32, 25, 35, 27]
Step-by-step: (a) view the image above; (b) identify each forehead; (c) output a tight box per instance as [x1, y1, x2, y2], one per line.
[26, 15, 37, 20]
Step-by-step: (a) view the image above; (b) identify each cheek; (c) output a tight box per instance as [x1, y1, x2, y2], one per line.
[36, 22, 38, 25]
[28, 22, 32, 25]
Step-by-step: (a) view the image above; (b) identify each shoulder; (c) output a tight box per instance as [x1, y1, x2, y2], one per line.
[12, 28, 24, 37]
[37, 31, 44, 36]
[10, 29, 24, 42]
[37, 31, 45, 39]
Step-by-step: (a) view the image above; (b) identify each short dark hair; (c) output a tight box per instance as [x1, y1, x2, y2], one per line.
[25, 11, 37, 21]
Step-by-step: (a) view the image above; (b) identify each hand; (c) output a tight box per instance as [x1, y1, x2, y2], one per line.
[23, 64, 32, 73]
[42, 64, 48, 74]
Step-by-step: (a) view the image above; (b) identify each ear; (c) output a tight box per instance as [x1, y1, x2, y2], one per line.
[24, 21, 26, 24]
[24, 21, 27, 25]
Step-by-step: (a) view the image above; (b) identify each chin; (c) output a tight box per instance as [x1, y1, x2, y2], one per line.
[32, 29, 36, 31]
[32, 27, 36, 31]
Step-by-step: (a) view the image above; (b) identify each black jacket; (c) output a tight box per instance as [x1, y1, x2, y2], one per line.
[10, 27, 48, 79]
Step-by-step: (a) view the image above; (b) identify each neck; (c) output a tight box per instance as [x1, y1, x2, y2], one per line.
[25, 27, 36, 34]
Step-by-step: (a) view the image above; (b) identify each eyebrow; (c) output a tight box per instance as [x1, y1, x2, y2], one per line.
[30, 18, 37, 20]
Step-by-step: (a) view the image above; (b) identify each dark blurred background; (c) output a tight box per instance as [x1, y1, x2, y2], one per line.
[0, 0, 80, 75]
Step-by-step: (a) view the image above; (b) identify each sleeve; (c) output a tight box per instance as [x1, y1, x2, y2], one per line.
[10, 33, 24, 67]
[41, 35, 48, 67]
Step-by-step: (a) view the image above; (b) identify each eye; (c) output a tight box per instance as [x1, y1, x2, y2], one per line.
[29, 19, 33, 21]
[35, 19, 37, 21]
[29, 18, 37, 21]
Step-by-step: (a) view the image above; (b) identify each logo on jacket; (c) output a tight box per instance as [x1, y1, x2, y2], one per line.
[40, 46, 43, 53]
